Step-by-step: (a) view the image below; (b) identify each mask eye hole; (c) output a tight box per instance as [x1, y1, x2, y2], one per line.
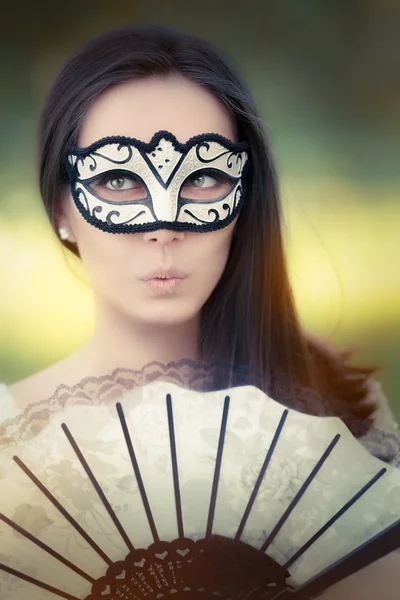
[179, 169, 235, 201]
[86, 170, 149, 202]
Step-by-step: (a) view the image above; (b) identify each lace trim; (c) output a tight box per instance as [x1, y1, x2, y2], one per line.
[1, 359, 399, 467]
[67, 130, 250, 157]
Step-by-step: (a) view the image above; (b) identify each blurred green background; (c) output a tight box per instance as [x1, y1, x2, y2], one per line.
[0, 0, 399, 419]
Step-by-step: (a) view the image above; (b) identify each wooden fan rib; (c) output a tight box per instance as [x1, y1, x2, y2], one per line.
[0, 562, 80, 600]
[166, 393, 184, 539]
[116, 402, 160, 543]
[282, 467, 387, 571]
[61, 423, 135, 554]
[0, 512, 94, 583]
[260, 434, 341, 553]
[12, 456, 112, 566]
[206, 395, 230, 538]
[235, 409, 289, 541]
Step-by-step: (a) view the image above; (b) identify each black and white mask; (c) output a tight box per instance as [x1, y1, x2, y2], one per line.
[65, 131, 250, 234]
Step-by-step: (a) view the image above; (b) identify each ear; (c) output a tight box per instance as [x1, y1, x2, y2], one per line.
[54, 185, 77, 244]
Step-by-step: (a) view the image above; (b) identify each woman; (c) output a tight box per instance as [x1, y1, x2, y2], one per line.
[1, 24, 399, 598]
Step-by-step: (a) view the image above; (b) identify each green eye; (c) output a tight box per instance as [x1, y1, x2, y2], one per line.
[192, 175, 205, 187]
[109, 177, 125, 189]
[180, 170, 234, 201]
[89, 171, 149, 201]
[106, 176, 138, 190]
[188, 174, 217, 188]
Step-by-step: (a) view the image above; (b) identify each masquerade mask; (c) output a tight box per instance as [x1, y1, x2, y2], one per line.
[65, 131, 250, 234]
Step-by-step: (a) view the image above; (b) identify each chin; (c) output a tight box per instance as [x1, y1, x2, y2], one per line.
[128, 302, 201, 328]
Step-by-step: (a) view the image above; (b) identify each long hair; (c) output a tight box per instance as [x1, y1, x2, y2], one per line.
[38, 24, 379, 423]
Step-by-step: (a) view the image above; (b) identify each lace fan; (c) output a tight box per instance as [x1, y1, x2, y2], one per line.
[0, 379, 399, 600]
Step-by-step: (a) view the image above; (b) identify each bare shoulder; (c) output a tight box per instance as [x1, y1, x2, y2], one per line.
[8, 348, 93, 411]
[318, 551, 400, 599]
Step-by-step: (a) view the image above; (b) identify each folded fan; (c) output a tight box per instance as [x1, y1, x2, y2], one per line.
[0, 379, 399, 600]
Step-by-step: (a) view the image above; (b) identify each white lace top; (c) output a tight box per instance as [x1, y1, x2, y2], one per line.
[1, 376, 398, 435]
[0, 373, 398, 479]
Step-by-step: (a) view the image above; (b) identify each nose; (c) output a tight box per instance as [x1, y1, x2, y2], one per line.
[142, 228, 185, 245]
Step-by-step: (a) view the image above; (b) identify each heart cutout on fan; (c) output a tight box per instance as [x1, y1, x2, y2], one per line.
[134, 557, 146, 568]
[155, 551, 169, 561]
[115, 569, 126, 579]
[176, 548, 190, 557]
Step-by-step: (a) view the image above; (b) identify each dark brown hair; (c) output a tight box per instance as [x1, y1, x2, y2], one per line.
[38, 24, 380, 426]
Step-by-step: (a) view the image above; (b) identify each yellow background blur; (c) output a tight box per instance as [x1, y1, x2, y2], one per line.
[1, 1, 399, 419]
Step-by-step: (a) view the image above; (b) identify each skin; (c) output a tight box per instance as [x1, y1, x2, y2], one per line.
[8, 74, 400, 598]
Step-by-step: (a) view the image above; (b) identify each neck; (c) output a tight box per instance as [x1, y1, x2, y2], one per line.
[82, 301, 201, 376]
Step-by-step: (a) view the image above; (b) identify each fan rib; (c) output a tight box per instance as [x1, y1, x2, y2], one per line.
[13, 456, 112, 565]
[235, 409, 288, 541]
[166, 393, 184, 539]
[206, 395, 230, 538]
[116, 402, 160, 543]
[279, 518, 400, 599]
[61, 423, 135, 554]
[260, 434, 341, 553]
[282, 467, 387, 570]
[0, 512, 95, 583]
[0, 563, 80, 600]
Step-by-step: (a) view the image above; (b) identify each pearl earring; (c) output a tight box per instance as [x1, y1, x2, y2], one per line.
[58, 226, 70, 241]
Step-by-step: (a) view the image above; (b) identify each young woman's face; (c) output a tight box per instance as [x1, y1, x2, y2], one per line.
[60, 75, 238, 327]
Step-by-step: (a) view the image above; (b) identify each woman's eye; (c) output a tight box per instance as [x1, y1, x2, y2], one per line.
[105, 176, 139, 190]
[180, 171, 233, 201]
[89, 173, 148, 201]
[188, 174, 217, 188]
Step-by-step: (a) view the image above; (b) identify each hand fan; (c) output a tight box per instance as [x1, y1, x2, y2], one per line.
[0, 376, 399, 600]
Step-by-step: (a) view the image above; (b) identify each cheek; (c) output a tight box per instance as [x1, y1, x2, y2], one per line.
[67, 200, 128, 265]
[194, 225, 235, 278]
[208, 222, 236, 256]
[72, 222, 135, 282]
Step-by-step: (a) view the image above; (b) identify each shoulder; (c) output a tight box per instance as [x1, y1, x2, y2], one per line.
[318, 551, 400, 599]
[0, 382, 21, 420]
[7, 348, 93, 412]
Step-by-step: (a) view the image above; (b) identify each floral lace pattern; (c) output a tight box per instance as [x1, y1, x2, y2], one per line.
[1, 360, 399, 467]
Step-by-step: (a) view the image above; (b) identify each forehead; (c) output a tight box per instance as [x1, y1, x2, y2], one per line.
[78, 75, 237, 147]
